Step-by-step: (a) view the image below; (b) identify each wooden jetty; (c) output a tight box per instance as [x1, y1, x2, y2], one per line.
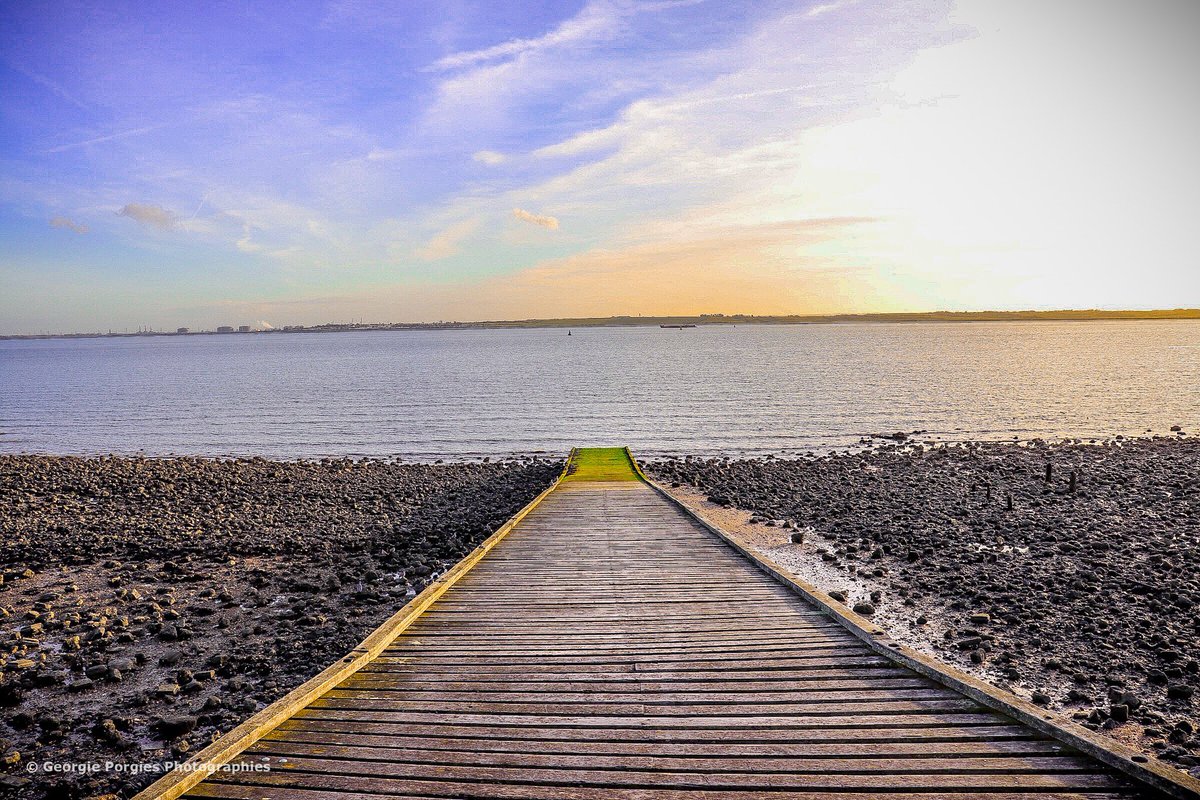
[139, 447, 1198, 800]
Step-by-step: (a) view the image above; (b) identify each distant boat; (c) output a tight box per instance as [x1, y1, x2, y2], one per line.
[660, 324, 697, 329]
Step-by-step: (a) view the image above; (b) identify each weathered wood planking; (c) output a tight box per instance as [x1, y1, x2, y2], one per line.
[148, 449, 1190, 800]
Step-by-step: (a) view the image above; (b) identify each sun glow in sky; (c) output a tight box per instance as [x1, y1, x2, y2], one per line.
[2, 0, 1198, 332]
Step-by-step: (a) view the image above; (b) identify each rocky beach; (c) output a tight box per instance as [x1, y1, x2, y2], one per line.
[646, 436, 1200, 779]
[0, 454, 559, 799]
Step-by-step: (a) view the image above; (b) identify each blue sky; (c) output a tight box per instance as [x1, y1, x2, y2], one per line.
[2, 0, 1198, 332]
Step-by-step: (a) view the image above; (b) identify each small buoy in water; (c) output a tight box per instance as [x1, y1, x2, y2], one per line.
[568, 330, 572, 336]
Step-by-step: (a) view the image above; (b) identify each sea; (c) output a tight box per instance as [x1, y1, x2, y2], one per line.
[1, 321, 1197, 460]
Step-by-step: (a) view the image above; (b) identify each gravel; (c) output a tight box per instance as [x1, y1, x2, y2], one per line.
[0, 454, 559, 799]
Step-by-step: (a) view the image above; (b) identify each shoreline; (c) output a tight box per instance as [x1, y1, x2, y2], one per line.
[2, 429, 1194, 465]
[645, 436, 1200, 780]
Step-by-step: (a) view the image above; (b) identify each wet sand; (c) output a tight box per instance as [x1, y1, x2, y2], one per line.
[646, 436, 1200, 779]
[0, 455, 559, 798]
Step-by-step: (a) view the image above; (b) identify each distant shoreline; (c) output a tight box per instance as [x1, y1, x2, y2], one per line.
[3, 308, 1198, 340]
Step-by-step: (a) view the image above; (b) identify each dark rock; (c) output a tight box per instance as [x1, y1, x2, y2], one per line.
[154, 715, 198, 738]
[1167, 684, 1195, 701]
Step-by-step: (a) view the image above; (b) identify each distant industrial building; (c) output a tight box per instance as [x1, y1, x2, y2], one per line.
[238, 325, 251, 333]
[216, 326, 234, 333]
[176, 327, 189, 334]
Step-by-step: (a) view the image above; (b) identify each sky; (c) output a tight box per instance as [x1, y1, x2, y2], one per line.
[2, 0, 1199, 333]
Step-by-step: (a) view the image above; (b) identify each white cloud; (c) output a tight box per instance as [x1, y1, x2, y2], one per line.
[428, 2, 624, 72]
[235, 223, 264, 253]
[512, 208, 559, 229]
[416, 217, 481, 260]
[117, 203, 177, 230]
[472, 150, 508, 165]
[49, 215, 89, 234]
[365, 147, 403, 162]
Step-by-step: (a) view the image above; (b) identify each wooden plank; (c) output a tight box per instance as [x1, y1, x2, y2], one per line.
[261, 730, 1073, 757]
[186, 782, 1141, 800]
[211, 756, 1139, 790]
[249, 741, 1103, 774]
[338, 677, 940, 692]
[290, 708, 1012, 728]
[276, 716, 1054, 743]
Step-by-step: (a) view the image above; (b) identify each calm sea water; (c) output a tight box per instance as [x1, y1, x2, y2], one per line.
[1, 321, 1197, 460]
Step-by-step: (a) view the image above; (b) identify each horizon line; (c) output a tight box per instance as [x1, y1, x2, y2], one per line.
[3, 308, 1199, 339]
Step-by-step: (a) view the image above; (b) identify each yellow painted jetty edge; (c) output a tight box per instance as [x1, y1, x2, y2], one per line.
[132, 451, 574, 800]
[632, 452, 1200, 800]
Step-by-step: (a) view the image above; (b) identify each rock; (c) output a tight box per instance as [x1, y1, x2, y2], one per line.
[154, 715, 198, 738]
[94, 718, 123, 745]
[68, 678, 94, 692]
[828, 590, 847, 602]
[1167, 684, 1195, 701]
[1031, 691, 1052, 706]
[1110, 703, 1129, 723]
[968, 613, 991, 625]
[852, 602, 875, 616]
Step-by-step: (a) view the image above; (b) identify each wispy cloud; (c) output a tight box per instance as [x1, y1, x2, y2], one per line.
[417, 217, 481, 261]
[44, 124, 164, 154]
[117, 203, 177, 230]
[472, 150, 507, 165]
[427, 2, 624, 72]
[10, 64, 89, 110]
[513, 208, 559, 230]
[49, 215, 89, 234]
